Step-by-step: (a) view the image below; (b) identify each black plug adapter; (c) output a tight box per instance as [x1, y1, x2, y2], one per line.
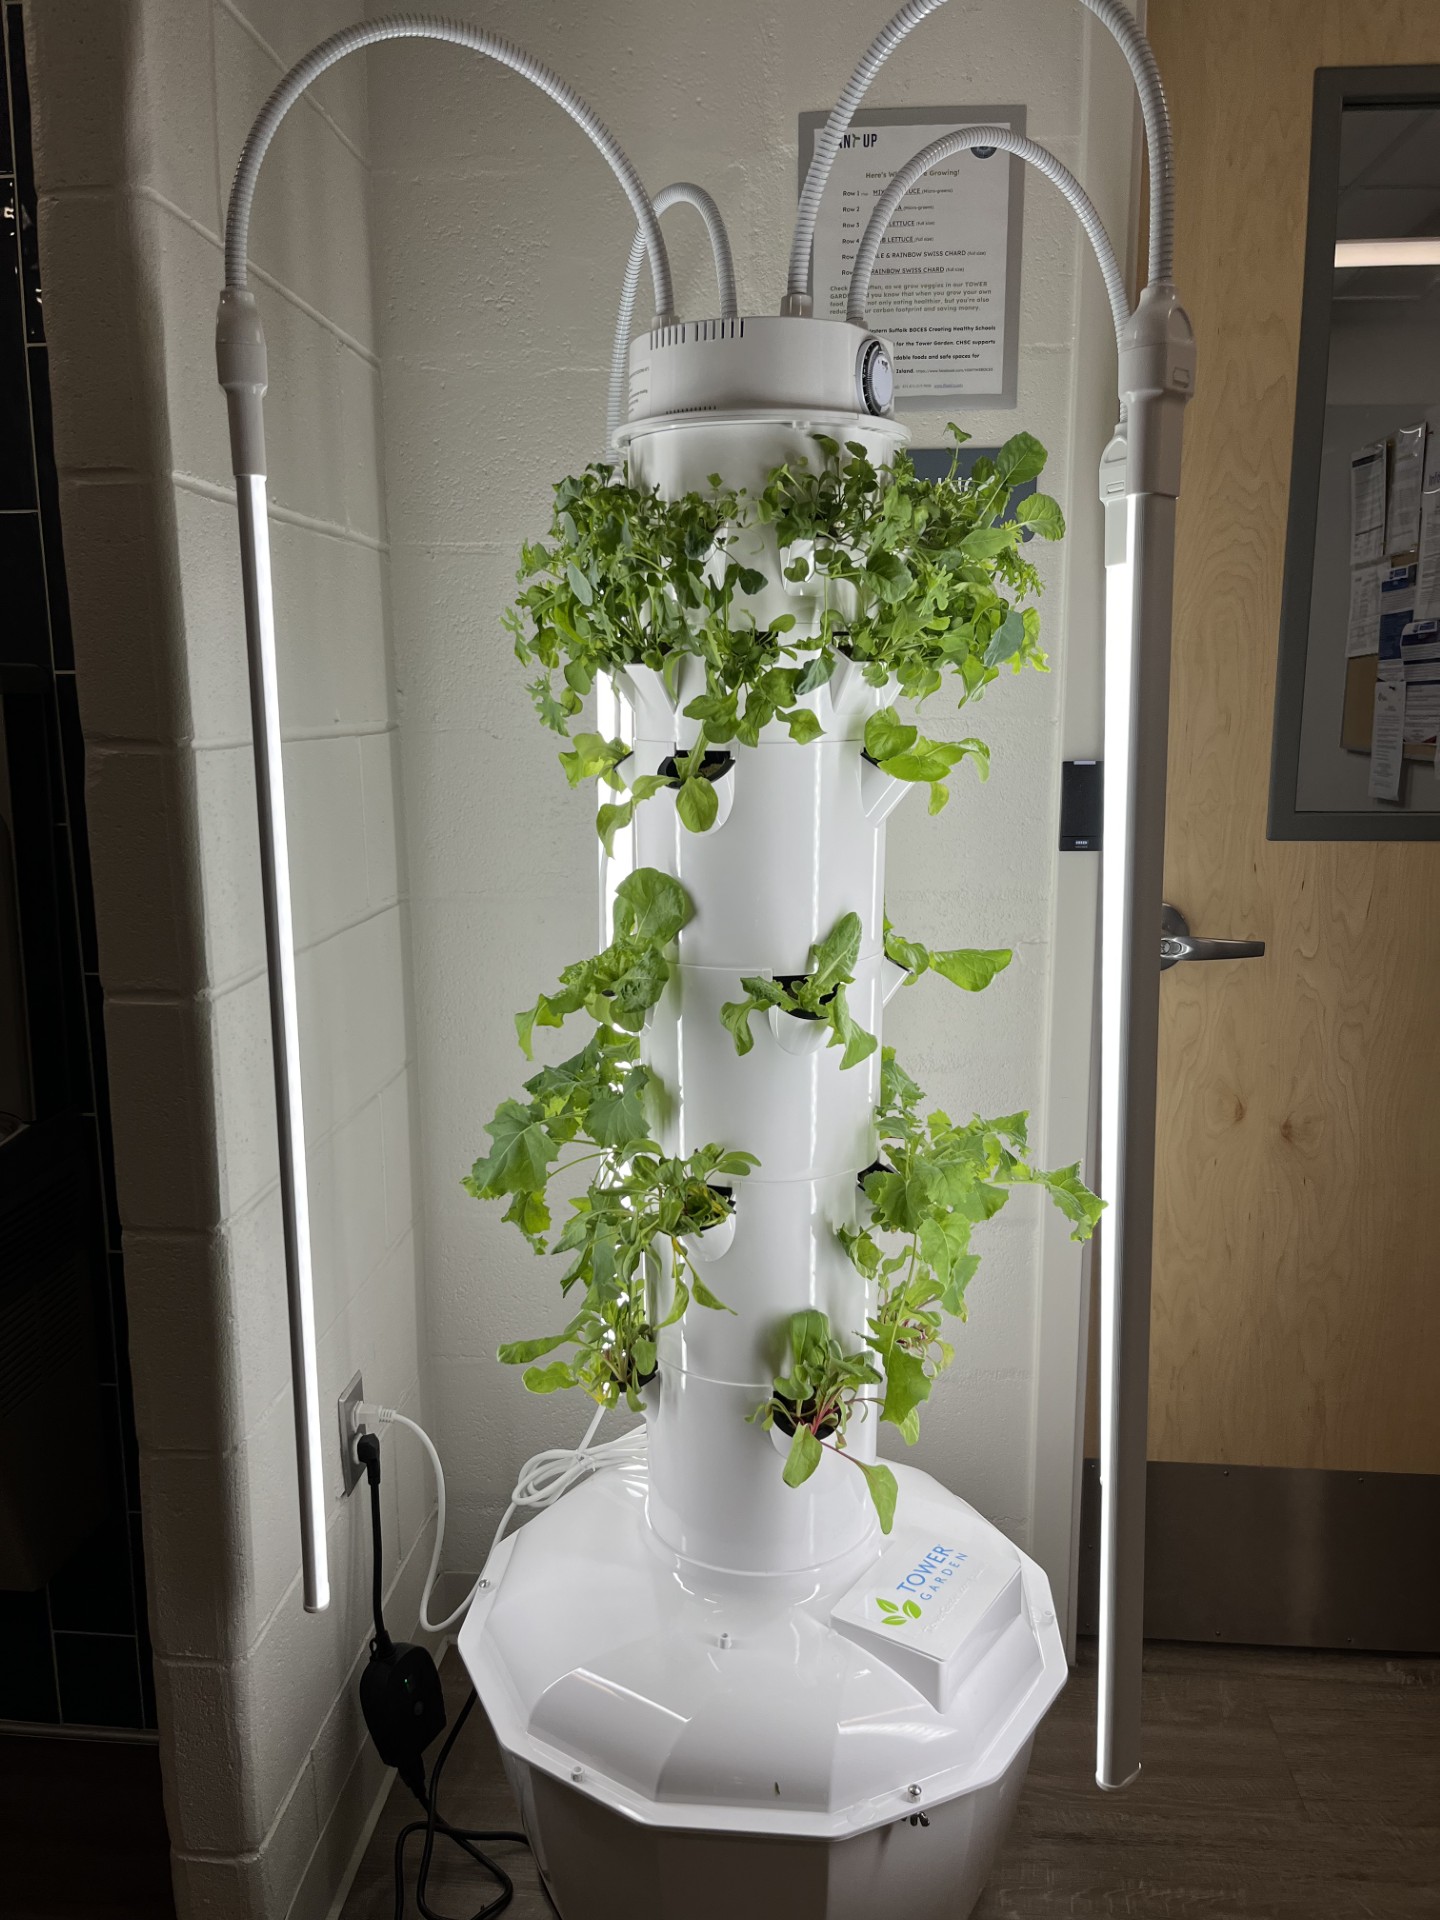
[360, 1639, 447, 1798]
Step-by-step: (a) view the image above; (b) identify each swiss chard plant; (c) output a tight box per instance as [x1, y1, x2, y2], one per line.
[504, 427, 1063, 843]
[749, 1309, 899, 1533]
[720, 911, 877, 1070]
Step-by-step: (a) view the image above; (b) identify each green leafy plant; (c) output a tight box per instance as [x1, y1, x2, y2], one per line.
[516, 867, 691, 1058]
[882, 917, 1013, 994]
[840, 1051, 1104, 1442]
[720, 911, 877, 1070]
[757, 427, 1061, 705]
[465, 1020, 758, 1409]
[504, 428, 1061, 843]
[749, 1309, 899, 1532]
[862, 703, 990, 816]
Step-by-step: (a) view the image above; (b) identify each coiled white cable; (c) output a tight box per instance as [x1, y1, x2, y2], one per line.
[363, 1402, 647, 1634]
[786, 0, 1175, 309]
[847, 125, 1131, 348]
[223, 14, 675, 320]
[607, 181, 738, 453]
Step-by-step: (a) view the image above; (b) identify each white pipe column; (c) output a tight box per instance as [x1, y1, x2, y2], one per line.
[1095, 285, 1194, 1787]
[615, 414, 909, 1574]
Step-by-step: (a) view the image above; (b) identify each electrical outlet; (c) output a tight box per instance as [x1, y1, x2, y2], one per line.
[338, 1371, 365, 1496]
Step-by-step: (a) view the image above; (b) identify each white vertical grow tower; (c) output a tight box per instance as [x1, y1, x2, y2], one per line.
[217, 5, 1190, 1912]
[456, 317, 1071, 1916]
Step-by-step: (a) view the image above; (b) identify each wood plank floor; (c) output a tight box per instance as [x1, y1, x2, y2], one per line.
[341, 1640, 1440, 1919]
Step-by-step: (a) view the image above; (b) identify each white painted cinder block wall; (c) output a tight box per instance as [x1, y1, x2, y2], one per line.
[29, 2, 431, 1915]
[367, 0, 1135, 1589]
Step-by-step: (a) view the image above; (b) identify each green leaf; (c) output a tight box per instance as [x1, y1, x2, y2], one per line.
[930, 947, 1012, 993]
[676, 775, 719, 834]
[857, 1460, 898, 1534]
[521, 1360, 576, 1394]
[807, 912, 862, 996]
[826, 982, 878, 1071]
[785, 706, 825, 744]
[902, 1598, 922, 1620]
[719, 995, 760, 1056]
[959, 526, 1020, 561]
[1013, 490, 1065, 540]
[882, 741, 964, 785]
[985, 610, 1026, 668]
[596, 800, 635, 855]
[864, 706, 917, 763]
[612, 867, 693, 944]
[586, 1070, 652, 1149]
[995, 431, 1048, 486]
[795, 650, 833, 693]
[468, 1101, 560, 1197]
[497, 1324, 577, 1366]
[565, 560, 594, 606]
[559, 732, 627, 789]
[1037, 1160, 1106, 1238]
[783, 1424, 823, 1488]
[501, 1188, 551, 1245]
[878, 1341, 933, 1434]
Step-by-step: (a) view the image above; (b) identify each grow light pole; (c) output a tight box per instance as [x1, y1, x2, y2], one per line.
[215, 17, 675, 1614]
[1096, 295, 1193, 1789]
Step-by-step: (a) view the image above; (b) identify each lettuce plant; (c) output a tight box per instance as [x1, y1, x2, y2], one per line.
[720, 911, 877, 1070]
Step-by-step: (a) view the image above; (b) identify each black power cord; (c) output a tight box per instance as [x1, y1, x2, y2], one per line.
[356, 1426, 549, 1919]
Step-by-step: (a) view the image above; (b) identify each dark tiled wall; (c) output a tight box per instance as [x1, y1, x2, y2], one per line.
[0, 4, 153, 1734]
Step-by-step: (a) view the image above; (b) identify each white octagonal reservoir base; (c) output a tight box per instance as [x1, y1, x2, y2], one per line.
[458, 1454, 1065, 1920]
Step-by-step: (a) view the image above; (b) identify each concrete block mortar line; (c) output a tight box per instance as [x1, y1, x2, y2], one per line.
[172, 470, 391, 551]
[59, 177, 386, 371]
[155, 1445, 433, 1691]
[166, 1556, 445, 1911]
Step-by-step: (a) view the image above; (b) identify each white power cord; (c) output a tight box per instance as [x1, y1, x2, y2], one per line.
[360, 1401, 647, 1634]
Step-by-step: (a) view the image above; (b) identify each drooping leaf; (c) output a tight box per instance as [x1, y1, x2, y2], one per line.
[857, 1460, 899, 1534]
[930, 947, 1012, 993]
[783, 1425, 824, 1488]
[676, 775, 720, 834]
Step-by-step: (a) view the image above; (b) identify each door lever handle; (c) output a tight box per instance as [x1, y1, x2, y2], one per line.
[1161, 903, 1265, 971]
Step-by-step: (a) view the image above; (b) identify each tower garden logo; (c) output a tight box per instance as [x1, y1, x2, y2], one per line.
[875, 1596, 923, 1627]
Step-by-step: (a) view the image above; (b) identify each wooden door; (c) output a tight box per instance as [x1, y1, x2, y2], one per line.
[1147, 0, 1440, 1483]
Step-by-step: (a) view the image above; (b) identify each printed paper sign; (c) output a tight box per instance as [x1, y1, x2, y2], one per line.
[1351, 442, 1388, 566]
[1387, 424, 1427, 555]
[807, 110, 1019, 401]
[1346, 563, 1383, 657]
[1369, 676, 1405, 801]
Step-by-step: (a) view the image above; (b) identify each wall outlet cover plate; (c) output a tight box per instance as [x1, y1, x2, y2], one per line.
[337, 1371, 364, 1496]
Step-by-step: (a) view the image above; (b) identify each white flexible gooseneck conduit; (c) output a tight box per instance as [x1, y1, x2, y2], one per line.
[848, 126, 1131, 347]
[784, 0, 946, 312]
[223, 13, 675, 321]
[786, 0, 1175, 311]
[607, 182, 738, 452]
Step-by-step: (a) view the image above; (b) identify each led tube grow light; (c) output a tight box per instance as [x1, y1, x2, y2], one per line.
[217, 16, 673, 1614]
